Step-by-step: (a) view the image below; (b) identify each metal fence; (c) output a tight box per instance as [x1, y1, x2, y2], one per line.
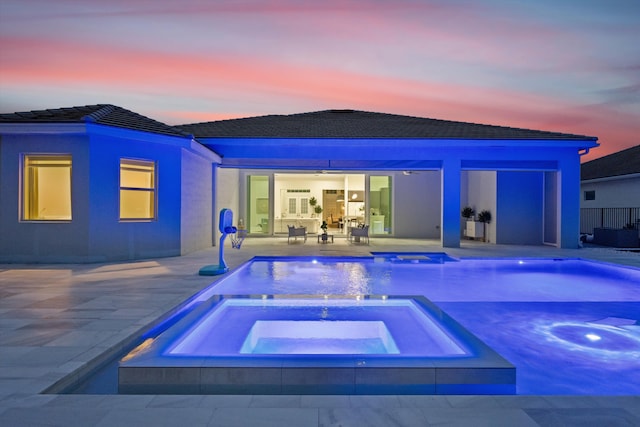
[580, 207, 640, 234]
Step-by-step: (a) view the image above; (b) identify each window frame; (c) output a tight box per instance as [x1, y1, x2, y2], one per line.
[21, 153, 73, 222]
[119, 158, 157, 221]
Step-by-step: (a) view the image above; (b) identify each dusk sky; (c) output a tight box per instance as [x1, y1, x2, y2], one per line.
[1, 0, 638, 161]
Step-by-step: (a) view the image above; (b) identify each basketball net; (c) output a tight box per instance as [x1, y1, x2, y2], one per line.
[231, 228, 247, 249]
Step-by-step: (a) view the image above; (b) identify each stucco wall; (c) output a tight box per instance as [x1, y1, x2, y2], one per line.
[216, 168, 240, 241]
[581, 176, 640, 208]
[0, 133, 92, 262]
[86, 130, 183, 261]
[496, 171, 544, 245]
[180, 147, 213, 254]
[0, 126, 204, 262]
[393, 171, 441, 238]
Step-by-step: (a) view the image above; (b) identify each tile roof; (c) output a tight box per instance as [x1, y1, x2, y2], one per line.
[0, 104, 189, 137]
[179, 109, 598, 141]
[581, 144, 640, 180]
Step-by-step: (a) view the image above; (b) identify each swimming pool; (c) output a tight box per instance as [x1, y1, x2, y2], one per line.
[120, 255, 640, 395]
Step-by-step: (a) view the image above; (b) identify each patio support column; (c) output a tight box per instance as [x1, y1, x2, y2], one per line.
[558, 156, 581, 249]
[441, 158, 461, 248]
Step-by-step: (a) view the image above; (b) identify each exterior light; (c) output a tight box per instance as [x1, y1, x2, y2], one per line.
[585, 333, 601, 342]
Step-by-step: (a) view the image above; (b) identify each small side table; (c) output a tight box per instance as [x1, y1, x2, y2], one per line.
[317, 234, 334, 243]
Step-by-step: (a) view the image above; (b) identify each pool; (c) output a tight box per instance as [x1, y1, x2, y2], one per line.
[119, 296, 515, 394]
[119, 255, 640, 395]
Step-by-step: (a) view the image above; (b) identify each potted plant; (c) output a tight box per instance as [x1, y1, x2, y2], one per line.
[478, 210, 492, 242]
[478, 210, 491, 223]
[462, 206, 482, 239]
[461, 206, 475, 220]
[309, 197, 317, 217]
[320, 220, 328, 240]
[314, 205, 323, 215]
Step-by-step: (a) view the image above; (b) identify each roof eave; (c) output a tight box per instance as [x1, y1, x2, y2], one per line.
[198, 136, 599, 148]
[0, 122, 88, 134]
[581, 172, 640, 183]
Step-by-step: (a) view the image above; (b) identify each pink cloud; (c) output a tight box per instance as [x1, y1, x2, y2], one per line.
[1, 33, 636, 161]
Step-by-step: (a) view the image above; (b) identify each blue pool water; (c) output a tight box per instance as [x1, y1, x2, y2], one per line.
[167, 299, 468, 357]
[202, 256, 640, 395]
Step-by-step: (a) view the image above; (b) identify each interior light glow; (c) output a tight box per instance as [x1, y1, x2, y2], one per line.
[351, 193, 358, 200]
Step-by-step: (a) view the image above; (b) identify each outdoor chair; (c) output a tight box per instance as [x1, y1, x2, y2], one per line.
[287, 225, 307, 244]
[348, 224, 369, 244]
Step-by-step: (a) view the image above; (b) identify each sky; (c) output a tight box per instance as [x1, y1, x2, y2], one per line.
[1, 0, 638, 161]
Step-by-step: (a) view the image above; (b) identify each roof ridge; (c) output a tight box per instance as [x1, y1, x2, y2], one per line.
[82, 104, 115, 123]
[179, 109, 598, 141]
[1, 104, 190, 138]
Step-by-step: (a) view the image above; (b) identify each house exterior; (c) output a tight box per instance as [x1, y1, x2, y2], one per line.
[580, 144, 640, 235]
[1, 105, 598, 262]
[0, 105, 220, 262]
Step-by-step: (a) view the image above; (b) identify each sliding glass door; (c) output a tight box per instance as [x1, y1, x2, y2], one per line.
[369, 175, 392, 235]
[247, 175, 270, 234]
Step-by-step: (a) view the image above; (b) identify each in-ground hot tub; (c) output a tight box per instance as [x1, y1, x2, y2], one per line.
[119, 295, 514, 395]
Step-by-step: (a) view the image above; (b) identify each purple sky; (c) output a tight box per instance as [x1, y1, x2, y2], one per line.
[1, 0, 638, 161]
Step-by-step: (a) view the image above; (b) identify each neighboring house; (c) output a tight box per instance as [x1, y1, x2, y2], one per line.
[580, 144, 640, 234]
[1, 105, 598, 262]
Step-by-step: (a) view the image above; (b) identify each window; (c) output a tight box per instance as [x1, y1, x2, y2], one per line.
[288, 198, 297, 214]
[23, 155, 72, 221]
[300, 197, 309, 214]
[584, 190, 595, 201]
[120, 159, 156, 220]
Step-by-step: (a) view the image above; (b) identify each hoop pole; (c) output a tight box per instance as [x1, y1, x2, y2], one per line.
[218, 232, 229, 273]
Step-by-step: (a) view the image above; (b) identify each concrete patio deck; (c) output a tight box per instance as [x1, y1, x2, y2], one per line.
[1, 237, 639, 426]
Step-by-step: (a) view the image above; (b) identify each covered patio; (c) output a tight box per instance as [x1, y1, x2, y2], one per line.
[183, 109, 599, 249]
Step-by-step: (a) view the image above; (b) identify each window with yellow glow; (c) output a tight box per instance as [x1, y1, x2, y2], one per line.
[120, 159, 156, 220]
[23, 155, 72, 221]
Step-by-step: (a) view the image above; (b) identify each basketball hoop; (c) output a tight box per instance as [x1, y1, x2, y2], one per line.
[230, 229, 247, 249]
[199, 208, 246, 276]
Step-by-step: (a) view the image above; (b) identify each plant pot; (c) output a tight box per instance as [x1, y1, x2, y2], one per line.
[465, 221, 484, 239]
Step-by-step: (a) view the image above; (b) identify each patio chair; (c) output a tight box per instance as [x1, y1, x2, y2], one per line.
[287, 225, 307, 244]
[348, 224, 369, 244]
